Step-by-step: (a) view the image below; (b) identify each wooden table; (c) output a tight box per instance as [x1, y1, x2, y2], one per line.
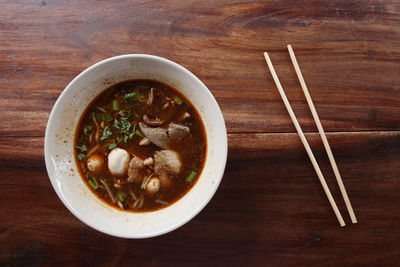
[1, 0, 399, 265]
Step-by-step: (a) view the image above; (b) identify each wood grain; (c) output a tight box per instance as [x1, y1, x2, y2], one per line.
[1, 132, 400, 266]
[1, 0, 400, 137]
[1, 0, 400, 266]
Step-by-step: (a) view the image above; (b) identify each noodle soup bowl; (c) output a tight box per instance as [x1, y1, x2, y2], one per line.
[44, 55, 227, 238]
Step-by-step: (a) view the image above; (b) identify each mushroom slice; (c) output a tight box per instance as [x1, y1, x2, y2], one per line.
[143, 114, 164, 126]
[178, 112, 191, 122]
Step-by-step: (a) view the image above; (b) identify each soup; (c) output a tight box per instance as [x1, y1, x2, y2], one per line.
[74, 80, 206, 212]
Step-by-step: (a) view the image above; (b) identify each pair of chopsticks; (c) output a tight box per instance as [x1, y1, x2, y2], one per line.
[263, 45, 357, 227]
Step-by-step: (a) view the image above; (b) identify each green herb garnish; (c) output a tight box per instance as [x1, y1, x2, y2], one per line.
[88, 176, 99, 190]
[83, 126, 92, 135]
[186, 170, 197, 183]
[112, 99, 119, 111]
[124, 92, 141, 100]
[173, 96, 183, 105]
[114, 119, 119, 129]
[117, 191, 127, 202]
[75, 144, 88, 152]
[114, 117, 131, 135]
[96, 113, 113, 122]
[100, 126, 112, 141]
[135, 129, 144, 138]
[118, 110, 132, 119]
[78, 153, 86, 161]
[126, 110, 132, 118]
[109, 142, 117, 150]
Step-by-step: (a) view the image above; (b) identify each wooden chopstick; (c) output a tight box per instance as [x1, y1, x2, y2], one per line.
[287, 44, 357, 224]
[263, 51, 346, 227]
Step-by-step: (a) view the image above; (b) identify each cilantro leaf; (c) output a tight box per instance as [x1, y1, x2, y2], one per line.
[114, 119, 119, 129]
[83, 126, 92, 135]
[120, 118, 131, 134]
[113, 117, 131, 135]
[109, 142, 117, 150]
[75, 144, 88, 152]
[78, 154, 85, 160]
[100, 126, 112, 141]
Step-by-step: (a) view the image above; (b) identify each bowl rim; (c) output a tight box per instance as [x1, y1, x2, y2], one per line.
[44, 54, 228, 238]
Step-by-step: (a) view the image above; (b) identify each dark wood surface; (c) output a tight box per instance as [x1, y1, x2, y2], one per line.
[1, 0, 399, 266]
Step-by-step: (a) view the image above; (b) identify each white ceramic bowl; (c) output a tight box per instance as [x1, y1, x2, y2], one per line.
[44, 55, 227, 238]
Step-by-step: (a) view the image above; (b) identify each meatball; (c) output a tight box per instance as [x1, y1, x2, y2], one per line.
[108, 148, 130, 176]
[146, 177, 160, 195]
[87, 154, 104, 174]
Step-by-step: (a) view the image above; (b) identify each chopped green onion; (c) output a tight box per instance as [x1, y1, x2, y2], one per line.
[173, 96, 183, 105]
[186, 170, 197, 183]
[117, 191, 127, 202]
[124, 92, 141, 100]
[88, 177, 99, 190]
[75, 144, 88, 152]
[78, 153, 85, 160]
[95, 113, 113, 122]
[109, 142, 117, 150]
[135, 129, 144, 138]
[112, 99, 119, 111]
[100, 126, 112, 141]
